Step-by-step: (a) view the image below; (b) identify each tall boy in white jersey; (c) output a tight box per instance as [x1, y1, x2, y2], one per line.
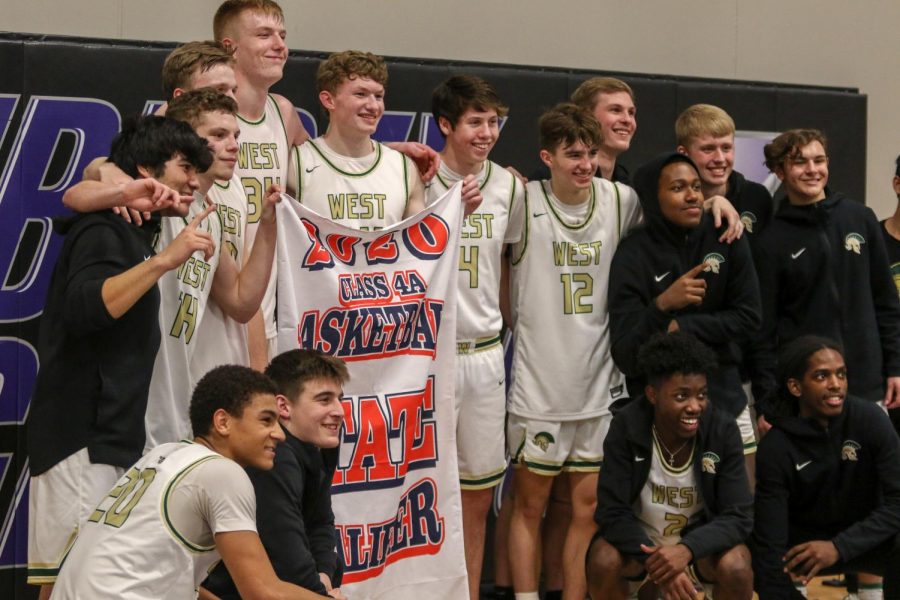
[587, 333, 753, 600]
[51, 365, 323, 600]
[289, 50, 425, 230]
[425, 75, 524, 600]
[506, 103, 642, 600]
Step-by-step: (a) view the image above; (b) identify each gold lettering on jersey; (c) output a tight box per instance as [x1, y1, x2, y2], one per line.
[170, 292, 198, 343]
[238, 142, 281, 170]
[175, 256, 211, 291]
[551, 241, 603, 266]
[461, 213, 494, 239]
[217, 204, 243, 237]
[650, 483, 697, 508]
[327, 193, 387, 221]
[242, 176, 279, 224]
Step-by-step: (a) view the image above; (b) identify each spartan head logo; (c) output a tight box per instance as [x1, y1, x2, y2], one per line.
[844, 233, 865, 254]
[701, 451, 720, 474]
[533, 432, 555, 452]
[740, 211, 757, 234]
[703, 253, 725, 274]
[841, 440, 861, 461]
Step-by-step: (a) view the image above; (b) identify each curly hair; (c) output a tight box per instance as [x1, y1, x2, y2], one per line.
[189, 365, 278, 436]
[637, 332, 718, 388]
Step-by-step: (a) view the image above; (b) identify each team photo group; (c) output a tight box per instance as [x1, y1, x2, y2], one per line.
[21, 0, 900, 599]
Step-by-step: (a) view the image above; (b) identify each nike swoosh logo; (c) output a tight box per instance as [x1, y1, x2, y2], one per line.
[791, 248, 806, 259]
[532, 212, 547, 218]
[654, 272, 670, 282]
[143, 255, 152, 261]
[795, 460, 812, 471]
[634, 456, 646, 462]
[305, 165, 320, 173]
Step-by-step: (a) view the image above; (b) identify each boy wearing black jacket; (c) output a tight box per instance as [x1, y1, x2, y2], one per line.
[752, 336, 900, 599]
[609, 152, 761, 461]
[587, 332, 753, 600]
[752, 129, 900, 412]
[205, 350, 347, 599]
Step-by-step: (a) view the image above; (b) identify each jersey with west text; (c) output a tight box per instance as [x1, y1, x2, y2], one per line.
[145, 197, 223, 448]
[291, 138, 414, 230]
[427, 160, 524, 339]
[508, 178, 641, 420]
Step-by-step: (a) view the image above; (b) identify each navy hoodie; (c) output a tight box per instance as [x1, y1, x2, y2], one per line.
[608, 153, 762, 416]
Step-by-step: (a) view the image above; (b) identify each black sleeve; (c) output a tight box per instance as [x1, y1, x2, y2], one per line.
[676, 236, 762, 348]
[865, 213, 900, 377]
[595, 414, 654, 558]
[307, 448, 338, 579]
[250, 453, 329, 595]
[62, 222, 130, 336]
[832, 405, 900, 560]
[751, 433, 803, 598]
[750, 236, 779, 411]
[608, 240, 671, 377]
[679, 416, 753, 559]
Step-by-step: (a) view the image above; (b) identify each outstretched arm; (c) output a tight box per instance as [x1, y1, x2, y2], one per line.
[216, 531, 324, 600]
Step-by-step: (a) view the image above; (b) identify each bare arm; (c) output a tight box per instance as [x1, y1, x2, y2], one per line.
[210, 186, 280, 323]
[63, 179, 191, 215]
[386, 141, 440, 182]
[274, 94, 310, 148]
[402, 163, 427, 219]
[248, 311, 270, 371]
[215, 531, 324, 600]
[101, 203, 216, 318]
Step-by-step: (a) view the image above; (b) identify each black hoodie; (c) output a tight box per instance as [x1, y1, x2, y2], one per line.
[751, 190, 900, 408]
[608, 153, 762, 416]
[752, 395, 900, 598]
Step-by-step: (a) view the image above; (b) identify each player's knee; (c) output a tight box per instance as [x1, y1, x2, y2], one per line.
[715, 544, 753, 589]
[586, 536, 624, 583]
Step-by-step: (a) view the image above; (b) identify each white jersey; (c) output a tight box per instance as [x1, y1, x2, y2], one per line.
[291, 137, 414, 230]
[508, 178, 641, 420]
[236, 94, 290, 339]
[427, 160, 524, 340]
[52, 442, 257, 600]
[636, 434, 704, 547]
[145, 198, 223, 448]
[190, 174, 251, 379]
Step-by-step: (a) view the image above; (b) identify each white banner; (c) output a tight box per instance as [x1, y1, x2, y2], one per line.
[275, 186, 467, 599]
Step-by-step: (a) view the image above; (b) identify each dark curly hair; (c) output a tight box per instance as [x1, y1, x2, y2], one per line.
[189, 365, 278, 436]
[637, 332, 718, 388]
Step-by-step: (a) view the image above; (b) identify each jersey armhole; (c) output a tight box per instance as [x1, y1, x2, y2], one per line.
[292, 145, 303, 203]
[511, 191, 530, 265]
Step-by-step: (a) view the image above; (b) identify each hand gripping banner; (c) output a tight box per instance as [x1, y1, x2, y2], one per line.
[276, 185, 467, 599]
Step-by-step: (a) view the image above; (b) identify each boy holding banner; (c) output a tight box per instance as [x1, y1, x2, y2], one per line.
[427, 75, 524, 600]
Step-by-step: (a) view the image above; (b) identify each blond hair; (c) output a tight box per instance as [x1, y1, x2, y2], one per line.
[213, 0, 284, 41]
[675, 104, 736, 147]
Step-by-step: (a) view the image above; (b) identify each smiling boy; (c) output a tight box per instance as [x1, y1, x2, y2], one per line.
[752, 336, 900, 599]
[609, 152, 761, 467]
[205, 350, 348, 598]
[51, 365, 323, 600]
[752, 129, 900, 411]
[587, 332, 753, 600]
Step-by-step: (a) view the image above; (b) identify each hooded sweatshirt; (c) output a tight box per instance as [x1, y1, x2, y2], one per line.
[751, 190, 900, 408]
[752, 395, 900, 598]
[608, 153, 762, 416]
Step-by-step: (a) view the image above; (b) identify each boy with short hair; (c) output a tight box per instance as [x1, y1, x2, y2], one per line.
[609, 152, 761, 462]
[289, 50, 425, 230]
[205, 350, 348, 598]
[26, 115, 215, 598]
[506, 103, 643, 600]
[51, 365, 323, 600]
[570, 77, 637, 183]
[588, 332, 753, 600]
[427, 74, 524, 600]
[752, 336, 900, 599]
[752, 129, 900, 410]
[161, 40, 238, 101]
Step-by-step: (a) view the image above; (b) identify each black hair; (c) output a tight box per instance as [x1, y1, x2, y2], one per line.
[431, 75, 508, 139]
[189, 365, 278, 436]
[264, 349, 349, 402]
[108, 114, 212, 179]
[895, 154, 900, 178]
[773, 335, 844, 415]
[638, 332, 718, 388]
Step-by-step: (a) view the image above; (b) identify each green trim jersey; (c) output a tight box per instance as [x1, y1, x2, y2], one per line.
[52, 442, 257, 599]
[191, 174, 251, 380]
[508, 178, 641, 420]
[290, 137, 415, 230]
[636, 434, 704, 547]
[236, 94, 289, 339]
[427, 160, 524, 340]
[145, 197, 223, 449]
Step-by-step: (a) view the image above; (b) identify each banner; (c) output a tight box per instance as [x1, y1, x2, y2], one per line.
[276, 185, 467, 599]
